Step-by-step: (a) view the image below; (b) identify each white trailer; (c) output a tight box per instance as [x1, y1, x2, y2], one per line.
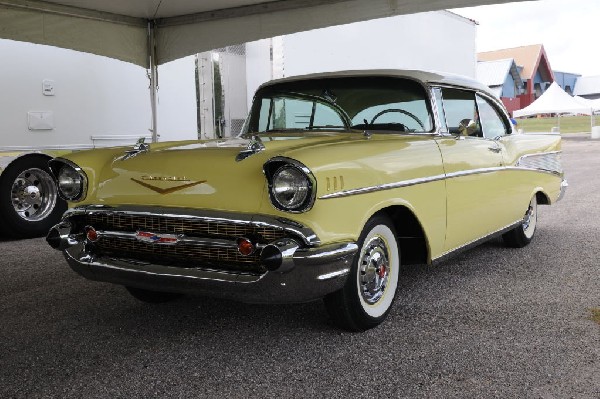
[198, 10, 476, 138]
[0, 39, 197, 238]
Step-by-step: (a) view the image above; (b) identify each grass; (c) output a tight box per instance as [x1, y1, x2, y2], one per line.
[590, 308, 600, 326]
[515, 115, 600, 134]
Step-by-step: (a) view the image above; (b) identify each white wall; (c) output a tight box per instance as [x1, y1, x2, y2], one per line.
[0, 39, 197, 149]
[245, 11, 476, 109]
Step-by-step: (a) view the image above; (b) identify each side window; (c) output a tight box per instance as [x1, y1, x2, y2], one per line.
[476, 95, 509, 139]
[440, 88, 481, 137]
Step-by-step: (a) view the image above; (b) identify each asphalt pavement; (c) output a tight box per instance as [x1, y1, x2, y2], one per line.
[1, 135, 599, 398]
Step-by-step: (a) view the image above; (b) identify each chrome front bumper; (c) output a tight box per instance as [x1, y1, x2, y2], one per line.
[47, 207, 358, 304]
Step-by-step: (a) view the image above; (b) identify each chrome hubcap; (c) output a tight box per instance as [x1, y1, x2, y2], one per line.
[359, 236, 390, 304]
[11, 168, 57, 221]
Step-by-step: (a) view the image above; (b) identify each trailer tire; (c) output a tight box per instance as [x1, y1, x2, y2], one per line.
[0, 155, 67, 239]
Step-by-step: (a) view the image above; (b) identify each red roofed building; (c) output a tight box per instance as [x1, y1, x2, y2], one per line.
[478, 44, 554, 112]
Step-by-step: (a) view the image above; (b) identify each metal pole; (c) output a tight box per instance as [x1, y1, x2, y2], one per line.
[148, 21, 159, 143]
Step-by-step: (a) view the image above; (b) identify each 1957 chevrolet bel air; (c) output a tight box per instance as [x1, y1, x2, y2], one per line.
[46, 70, 567, 331]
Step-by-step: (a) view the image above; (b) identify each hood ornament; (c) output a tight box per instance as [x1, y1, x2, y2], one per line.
[236, 135, 265, 162]
[122, 137, 150, 160]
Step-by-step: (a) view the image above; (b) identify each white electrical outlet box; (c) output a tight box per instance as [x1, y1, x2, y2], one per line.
[42, 79, 55, 96]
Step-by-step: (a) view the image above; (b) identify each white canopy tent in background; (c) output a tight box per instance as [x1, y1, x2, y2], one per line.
[514, 82, 593, 117]
[0, 0, 531, 141]
[514, 82, 596, 132]
[574, 96, 600, 113]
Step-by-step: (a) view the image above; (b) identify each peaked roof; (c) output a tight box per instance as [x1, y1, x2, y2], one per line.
[477, 58, 523, 88]
[513, 82, 592, 117]
[478, 44, 554, 82]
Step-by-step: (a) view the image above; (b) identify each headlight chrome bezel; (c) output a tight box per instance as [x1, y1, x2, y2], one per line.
[49, 158, 88, 202]
[263, 157, 316, 213]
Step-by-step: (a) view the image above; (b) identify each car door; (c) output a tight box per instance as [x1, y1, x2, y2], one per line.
[434, 87, 512, 253]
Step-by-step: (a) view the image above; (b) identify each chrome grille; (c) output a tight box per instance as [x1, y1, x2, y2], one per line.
[72, 212, 290, 274]
[82, 213, 286, 242]
[95, 237, 265, 274]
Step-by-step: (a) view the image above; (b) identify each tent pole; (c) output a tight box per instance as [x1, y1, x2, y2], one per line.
[148, 21, 159, 143]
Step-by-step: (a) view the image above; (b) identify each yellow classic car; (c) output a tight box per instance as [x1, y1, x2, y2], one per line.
[46, 70, 567, 331]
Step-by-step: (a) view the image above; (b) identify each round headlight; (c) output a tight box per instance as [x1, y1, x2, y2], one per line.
[57, 165, 84, 200]
[271, 166, 311, 211]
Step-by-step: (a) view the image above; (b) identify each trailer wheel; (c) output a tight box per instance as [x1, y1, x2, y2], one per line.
[0, 155, 67, 238]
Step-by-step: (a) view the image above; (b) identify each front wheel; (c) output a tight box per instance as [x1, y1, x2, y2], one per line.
[324, 215, 400, 331]
[503, 195, 537, 248]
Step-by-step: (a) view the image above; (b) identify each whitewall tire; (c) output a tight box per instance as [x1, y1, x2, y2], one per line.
[324, 215, 400, 331]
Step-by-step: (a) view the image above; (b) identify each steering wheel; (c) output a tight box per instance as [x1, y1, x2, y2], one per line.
[370, 109, 425, 130]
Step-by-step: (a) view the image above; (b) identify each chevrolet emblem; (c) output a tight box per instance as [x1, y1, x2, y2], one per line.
[141, 175, 190, 182]
[131, 177, 207, 194]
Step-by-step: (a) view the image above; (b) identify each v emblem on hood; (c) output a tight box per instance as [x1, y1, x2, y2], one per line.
[131, 178, 207, 194]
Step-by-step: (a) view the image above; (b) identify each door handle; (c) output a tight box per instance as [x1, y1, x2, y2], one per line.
[488, 146, 502, 153]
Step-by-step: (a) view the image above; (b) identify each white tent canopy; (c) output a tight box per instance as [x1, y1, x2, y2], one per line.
[574, 96, 600, 112]
[0, 0, 531, 141]
[0, 0, 529, 68]
[514, 82, 593, 117]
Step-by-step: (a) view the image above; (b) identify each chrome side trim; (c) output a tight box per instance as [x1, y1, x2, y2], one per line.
[432, 220, 522, 265]
[63, 205, 321, 246]
[320, 174, 447, 199]
[319, 165, 561, 200]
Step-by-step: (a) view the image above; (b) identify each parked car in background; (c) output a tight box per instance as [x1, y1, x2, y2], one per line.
[46, 70, 567, 331]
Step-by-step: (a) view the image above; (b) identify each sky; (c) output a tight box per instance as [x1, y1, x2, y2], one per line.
[452, 0, 600, 76]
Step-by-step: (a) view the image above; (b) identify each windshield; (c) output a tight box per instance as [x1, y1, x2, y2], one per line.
[244, 76, 433, 135]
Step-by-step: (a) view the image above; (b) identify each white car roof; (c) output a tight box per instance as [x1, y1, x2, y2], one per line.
[259, 69, 496, 97]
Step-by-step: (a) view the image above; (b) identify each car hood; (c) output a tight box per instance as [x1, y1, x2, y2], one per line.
[75, 134, 369, 213]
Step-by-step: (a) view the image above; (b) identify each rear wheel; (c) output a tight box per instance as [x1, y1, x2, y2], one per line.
[0, 155, 67, 238]
[125, 286, 182, 303]
[324, 215, 400, 331]
[503, 195, 537, 248]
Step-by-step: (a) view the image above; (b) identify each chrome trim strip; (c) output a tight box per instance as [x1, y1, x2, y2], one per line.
[319, 165, 561, 200]
[317, 268, 350, 281]
[320, 174, 447, 199]
[63, 205, 321, 246]
[432, 220, 522, 265]
[95, 230, 240, 250]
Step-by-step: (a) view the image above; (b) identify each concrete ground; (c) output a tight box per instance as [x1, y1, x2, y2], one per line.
[1, 135, 599, 398]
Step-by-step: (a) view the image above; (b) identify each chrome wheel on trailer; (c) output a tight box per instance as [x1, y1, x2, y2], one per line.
[11, 168, 57, 222]
[0, 155, 66, 238]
